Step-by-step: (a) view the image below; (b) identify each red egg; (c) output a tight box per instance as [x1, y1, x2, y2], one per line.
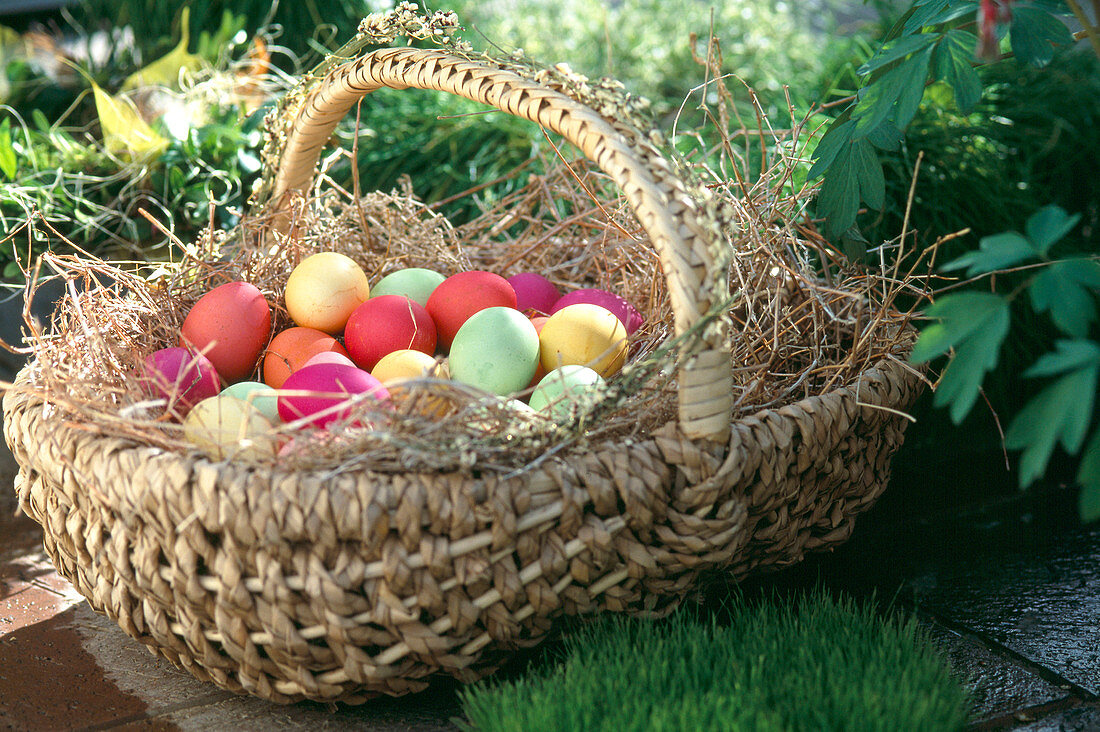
[426, 270, 517, 350]
[277, 363, 390, 428]
[344, 295, 437, 370]
[508, 273, 561, 316]
[141, 347, 221, 417]
[550, 288, 643, 335]
[180, 281, 272, 382]
[263, 327, 349, 388]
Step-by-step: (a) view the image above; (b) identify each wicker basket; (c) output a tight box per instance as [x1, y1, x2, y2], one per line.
[2, 46, 924, 704]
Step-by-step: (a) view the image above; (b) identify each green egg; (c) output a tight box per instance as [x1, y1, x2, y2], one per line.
[449, 307, 539, 396]
[370, 268, 446, 308]
[529, 365, 604, 418]
[222, 380, 281, 423]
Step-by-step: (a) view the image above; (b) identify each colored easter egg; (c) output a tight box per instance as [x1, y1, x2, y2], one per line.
[302, 351, 357, 369]
[507, 272, 561, 315]
[370, 268, 446, 307]
[284, 252, 370, 334]
[371, 349, 447, 385]
[183, 395, 277, 460]
[426, 270, 517, 350]
[449, 307, 540, 396]
[539, 303, 628, 377]
[550, 288, 643, 335]
[221, 380, 281, 423]
[141, 347, 221, 417]
[263, 327, 349, 388]
[529, 365, 605, 418]
[277, 363, 389, 428]
[179, 281, 271, 381]
[344, 295, 437, 370]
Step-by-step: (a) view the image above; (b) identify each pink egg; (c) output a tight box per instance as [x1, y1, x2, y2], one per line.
[141, 347, 221, 417]
[426, 271, 517, 350]
[344, 295, 437, 370]
[277, 363, 389, 428]
[507, 273, 561, 316]
[550, 288, 643, 335]
[302, 351, 357, 369]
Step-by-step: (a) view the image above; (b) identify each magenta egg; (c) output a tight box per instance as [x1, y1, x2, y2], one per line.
[550, 288, 643, 335]
[141, 347, 221, 417]
[277, 363, 389, 428]
[507, 272, 562, 316]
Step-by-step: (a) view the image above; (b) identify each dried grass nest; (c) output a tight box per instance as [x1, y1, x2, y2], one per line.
[3, 144, 922, 479]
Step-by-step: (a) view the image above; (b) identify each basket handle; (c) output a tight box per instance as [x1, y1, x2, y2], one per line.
[269, 47, 732, 441]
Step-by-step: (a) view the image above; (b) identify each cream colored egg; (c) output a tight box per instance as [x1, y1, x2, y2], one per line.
[183, 395, 277, 460]
[371, 349, 448, 385]
[284, 252, 370, 334]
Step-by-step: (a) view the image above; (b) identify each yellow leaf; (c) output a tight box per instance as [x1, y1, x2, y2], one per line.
[92, 82, 168, 160]
[121, 8, 203, 91]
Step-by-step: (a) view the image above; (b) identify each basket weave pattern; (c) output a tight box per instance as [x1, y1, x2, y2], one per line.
[2, 45, 924, 704]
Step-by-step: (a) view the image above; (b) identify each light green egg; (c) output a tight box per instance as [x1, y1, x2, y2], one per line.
[370, 268, 446, 308]
[222, 380, 281, 423]
[529, 365, 604, 418]
[449, 307, 540, 396]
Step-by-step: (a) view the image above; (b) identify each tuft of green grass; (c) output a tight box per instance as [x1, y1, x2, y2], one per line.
[459, 591, 970, 732]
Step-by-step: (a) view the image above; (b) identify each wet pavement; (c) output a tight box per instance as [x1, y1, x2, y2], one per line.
[2, 287, 1100, 729]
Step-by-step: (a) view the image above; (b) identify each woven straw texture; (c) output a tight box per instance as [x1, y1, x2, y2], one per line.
[3, 46, 924, 704]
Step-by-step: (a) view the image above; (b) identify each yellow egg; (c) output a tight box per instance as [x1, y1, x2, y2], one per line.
[371, 349, 448, 385]
[284, 252, 370, 334]
[539, 303, 628, 377]
[183, 395, 277, 460]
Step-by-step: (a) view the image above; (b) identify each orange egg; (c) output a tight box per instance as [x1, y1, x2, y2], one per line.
[262, 326, 349, 388]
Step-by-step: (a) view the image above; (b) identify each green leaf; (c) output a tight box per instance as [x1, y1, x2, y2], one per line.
[931, 301, 1011, 424]
[940, 231, 1035, 276]
[0, 118, 15, 179]
[865, 120, 904, 151]
[121, 7, 204, 91]
[807, 119, 854, 180]
[1025, 339, 1100, 379]
[1010, 6, 1074, 67]
[1025, 205, 1081, 254]
[905, 0, 978, 33]
[932, 30, 982, 113]
[858, 34, 938, 76]
[815, 136, 884, 239]
[852, 47, 934, 137]
[1029, 260, 1100, 337]
[1006, 362, 1100, 487]
[911, 292, 1009, 363]
[1078, 428, 1100, 523]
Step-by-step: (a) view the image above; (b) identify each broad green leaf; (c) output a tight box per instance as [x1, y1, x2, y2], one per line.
[1078, 428, 1100, 523]
[1010, 6, 1074, 67]
[911, 292, 1009, 363]
[852, 47, 934, 137]
[932, 30, 982, 113]
[858, 34, 938, 76]
[1006, 363, 1100, 487]
[1025, 340, 1100, 379]
[0, 118, 15, 179]
[929, 299, 1010, 424]
[905, 0, 978, 32]
[866, 120, 904, 151]
[92, 82, 169, 160]
[31, 108, 49, 132]
[807, 118, 854, 180]
[121, 7, 203, 91]
[1029, 259, 1100, 337]
[1025, 204, 1080, 254]
[815, 135, 883, 239]
[941, 231, 1035, 276]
